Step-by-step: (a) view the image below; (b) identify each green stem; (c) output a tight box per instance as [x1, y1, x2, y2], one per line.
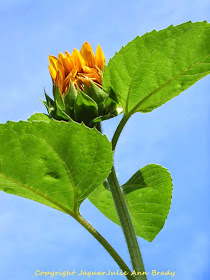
[73, 213, 136, 280]
[107, 168, 147, 280]
[112, 114, 130, 150]
[107, 114, 147, 280]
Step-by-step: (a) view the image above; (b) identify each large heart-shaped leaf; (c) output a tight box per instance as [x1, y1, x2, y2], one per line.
[103, 21, 210, 115]
[88, 164, 172, 242]
[0, 120, 113, 215]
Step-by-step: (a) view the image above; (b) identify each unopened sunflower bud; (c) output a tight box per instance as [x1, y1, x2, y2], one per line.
[43, 42, 122, 127]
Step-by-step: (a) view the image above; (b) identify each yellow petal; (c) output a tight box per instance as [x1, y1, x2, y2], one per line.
[78, 76, 91, 87]
[65, 51, 74, 70]
[58, 52, 72, 75]
[55, 69, 64, 94]
[83, 68, 102, 85]
[92, 69, 102, 84]
[64, 72, 71, 86]
[48, 65, 57, 81]
[71, 66, 78, 78]
[80, 42, 95, 68]
[48, 55, 58, 71]
[56, 59, 65, 80]
[65, 50, 71, 59]
[82, 65, 93, 73]
[49, 55, 65, 80]
[64, 66, 78, 87]
[95, 44, 105, 71]
[64, 66, 76, 85]
[71, 49, 85, 72]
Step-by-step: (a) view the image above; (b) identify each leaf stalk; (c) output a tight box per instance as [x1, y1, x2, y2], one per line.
[73, 213, 136, 280]
[112, 114, 130, 150]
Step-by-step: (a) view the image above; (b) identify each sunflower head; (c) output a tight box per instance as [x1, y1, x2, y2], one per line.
[43, 42, 121, 127]
[48, 42, 105, 96]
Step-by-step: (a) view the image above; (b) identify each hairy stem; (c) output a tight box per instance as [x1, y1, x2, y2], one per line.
[107, 168, 147, 280]
[107, 114, 147, 280]
[73, 213, 136, 280]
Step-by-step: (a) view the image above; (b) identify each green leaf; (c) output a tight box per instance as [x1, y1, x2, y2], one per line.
[28, 113, 50, 122]
[103, 21, 210, 115]
[0, 120, 113, 215]
[88, 164, 172, 242]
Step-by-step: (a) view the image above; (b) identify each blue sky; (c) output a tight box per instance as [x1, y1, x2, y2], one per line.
[0, 1, 209, 280]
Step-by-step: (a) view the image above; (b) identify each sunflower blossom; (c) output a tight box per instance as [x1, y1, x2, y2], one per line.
[48, 42, 106, 96]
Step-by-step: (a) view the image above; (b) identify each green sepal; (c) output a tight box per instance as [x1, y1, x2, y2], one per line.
[91, 93, 123, 124]
[64, 81, 77, 109]
[105, 87, 119, 104]
[53, 84, 65, 111]
[84, 81, 108, 116]
[41, 99, 48, 111]
[84, 80, 107, 104]
[91, 113, 118, 124]
[42, 90, 56, 117]
[74, 88, 98, 126]
[104, 95, 121, 115]
[63, 82, 77, 118]
[51, 84, 71, 120]
[56, 105, 71, 121]
[43, 80, 121, 125]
